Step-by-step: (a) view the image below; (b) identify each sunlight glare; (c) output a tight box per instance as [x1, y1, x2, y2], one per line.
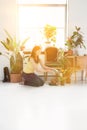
[17, 5, 66, 50]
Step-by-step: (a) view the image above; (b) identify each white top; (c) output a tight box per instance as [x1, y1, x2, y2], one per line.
[23, 56, 45, 74]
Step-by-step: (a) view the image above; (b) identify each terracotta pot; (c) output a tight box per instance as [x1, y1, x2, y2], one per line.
[10, 73, 22, 83]
[65, 50, 73, 56]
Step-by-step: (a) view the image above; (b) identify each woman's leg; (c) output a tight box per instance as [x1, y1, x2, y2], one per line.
[22, 73, 44, 87]
[32, 73, 44, 86]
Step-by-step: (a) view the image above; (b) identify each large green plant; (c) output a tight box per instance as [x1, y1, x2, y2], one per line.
[65, 26, 86, 50]
[0, 30, 29, 74]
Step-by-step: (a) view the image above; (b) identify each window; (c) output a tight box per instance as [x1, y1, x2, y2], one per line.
[16, 0, 67, 51]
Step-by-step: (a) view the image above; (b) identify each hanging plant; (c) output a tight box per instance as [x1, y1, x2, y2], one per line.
[44, 24, 57, 43]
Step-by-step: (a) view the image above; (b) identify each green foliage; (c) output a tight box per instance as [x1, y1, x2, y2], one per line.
[65, 26, 86, 49]
[1, 30, 29, 52]
[0, 30, 29, 74]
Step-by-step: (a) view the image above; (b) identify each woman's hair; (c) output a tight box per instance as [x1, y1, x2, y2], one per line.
[31, 46, 41, 63]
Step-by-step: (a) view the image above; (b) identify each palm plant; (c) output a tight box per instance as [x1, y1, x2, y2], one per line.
[0, 30, 29, 74]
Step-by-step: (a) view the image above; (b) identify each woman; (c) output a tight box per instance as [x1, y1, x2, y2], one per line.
[22, 46, 55, 87]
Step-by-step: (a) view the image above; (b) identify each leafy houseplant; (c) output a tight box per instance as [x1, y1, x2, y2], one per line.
[44, 24, 57, 44]
[48, 49, 73, 86]
[57, 49, 73, 85]
[65, 26, 86, 55]
[0, 30, 29, 82]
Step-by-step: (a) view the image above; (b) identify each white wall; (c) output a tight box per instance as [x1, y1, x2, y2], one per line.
[0, 0, 87, 80]
[0, 0, 16, 80]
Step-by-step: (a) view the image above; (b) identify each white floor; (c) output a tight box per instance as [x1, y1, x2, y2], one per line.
[0, 81, 87, 130]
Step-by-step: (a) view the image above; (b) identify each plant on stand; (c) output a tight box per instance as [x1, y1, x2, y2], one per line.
[0, 30, 29, 82]
[65, 26, 86, 55]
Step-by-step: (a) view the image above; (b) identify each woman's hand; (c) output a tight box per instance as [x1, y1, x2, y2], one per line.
[45, 67, 57, 72]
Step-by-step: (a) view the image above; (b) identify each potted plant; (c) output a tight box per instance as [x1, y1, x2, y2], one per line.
[65, 26, 86, 55]
[57, 49, 73, 85]
[48, 49, 73, 86]
[44, 24, 57, 44]
[0, 30, 29, 82]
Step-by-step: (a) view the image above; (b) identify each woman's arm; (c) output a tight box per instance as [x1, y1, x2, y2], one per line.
[39, 58, 56, 72]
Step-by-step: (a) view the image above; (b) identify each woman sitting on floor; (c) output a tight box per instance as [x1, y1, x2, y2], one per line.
[22, 45, 55, 87]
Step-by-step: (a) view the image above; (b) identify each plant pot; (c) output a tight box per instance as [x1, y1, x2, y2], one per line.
[65, 49, 73, 56]
[10, 73, 22, 83]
